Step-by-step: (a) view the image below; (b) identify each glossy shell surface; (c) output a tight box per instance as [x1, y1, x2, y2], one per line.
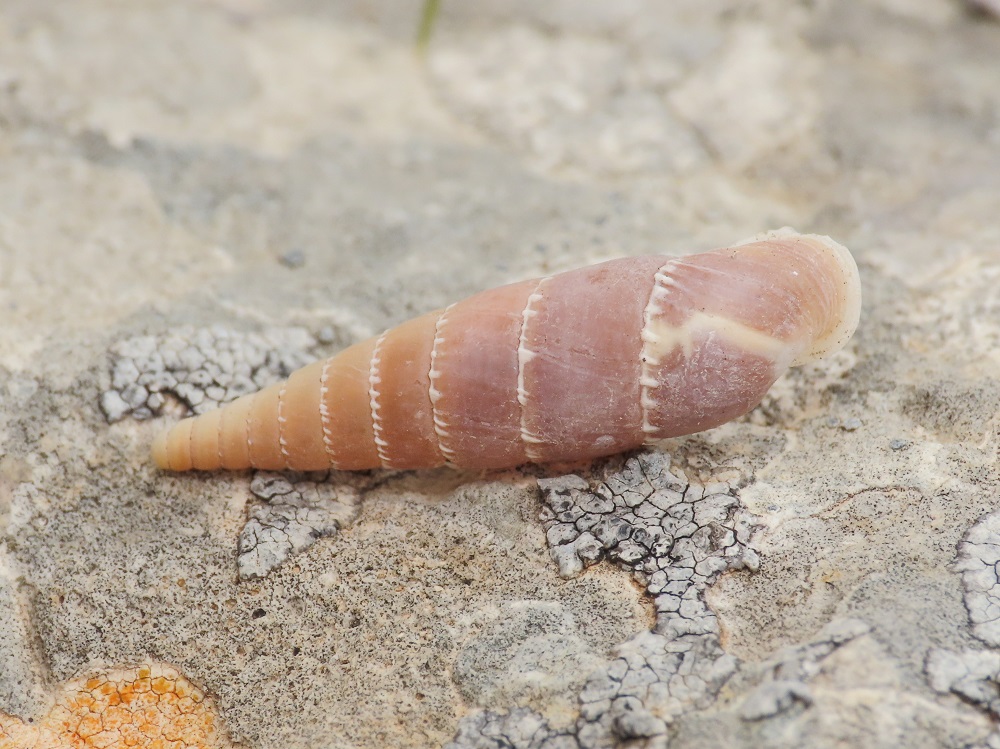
[152, 232, 861, 472]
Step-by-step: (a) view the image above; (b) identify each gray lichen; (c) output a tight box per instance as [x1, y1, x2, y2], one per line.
[738, 680, 813, 722]
[926, 647, 1000, 749]
[956, 511, 1000, 647]
[444, 707, 578, 749]
[543, 452, 759, 744]
[933, 510, 1000, 749]
[103, 327, 362, 581]
[927, 648, 1000, 718]
[450, 451, 762, 749]
[239, 472, 361, 580]
[737, 618, 871, 721]
[101, 325, 319, 422]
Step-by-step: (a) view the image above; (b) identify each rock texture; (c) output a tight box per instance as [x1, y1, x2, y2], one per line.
[3, 1, 1000, 748]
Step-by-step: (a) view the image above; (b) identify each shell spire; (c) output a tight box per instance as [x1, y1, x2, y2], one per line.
[152, 231, 861, 472]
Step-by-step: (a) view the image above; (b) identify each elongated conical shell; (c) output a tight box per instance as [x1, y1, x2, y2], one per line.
[152, 231, 861, 472]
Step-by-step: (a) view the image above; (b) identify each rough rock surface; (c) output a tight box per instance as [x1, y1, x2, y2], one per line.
[3, 1, 1000, 748]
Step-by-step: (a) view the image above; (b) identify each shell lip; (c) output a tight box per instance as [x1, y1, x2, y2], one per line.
[743, 228, 861, 367]
[790, 232, 862, 367]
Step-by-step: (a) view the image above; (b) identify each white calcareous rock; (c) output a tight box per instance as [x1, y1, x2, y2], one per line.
[3, 2, 1000, 748]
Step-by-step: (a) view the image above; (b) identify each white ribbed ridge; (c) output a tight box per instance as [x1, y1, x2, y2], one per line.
[318, 356, 341, 469]
[276, 381, 292, 468]
[428, 305, 457, 462]
[516, 277, 551, 461]
[368, 332, 390, 467]
[638, 261, 679, 436]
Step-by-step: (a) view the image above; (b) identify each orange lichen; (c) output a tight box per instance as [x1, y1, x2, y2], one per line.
[0, 663, 234, 749]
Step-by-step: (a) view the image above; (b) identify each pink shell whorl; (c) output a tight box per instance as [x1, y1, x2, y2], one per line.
[152, 232, 861, 472]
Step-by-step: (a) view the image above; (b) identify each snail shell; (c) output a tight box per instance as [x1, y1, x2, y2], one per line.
[152, 231, 861, 472]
